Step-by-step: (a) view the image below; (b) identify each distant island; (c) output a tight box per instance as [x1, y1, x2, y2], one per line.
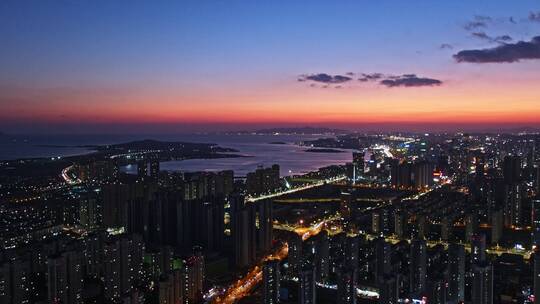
[89, 139, 242, 161]
[301, 135, 362, 150]
[268, 141, 288, 145]
[94, 139, 235, 152]
[1, 139, 244, 178]
[304, 148, 345, 153]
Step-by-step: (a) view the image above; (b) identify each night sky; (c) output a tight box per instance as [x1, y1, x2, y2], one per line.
[1, 1, 540, 133]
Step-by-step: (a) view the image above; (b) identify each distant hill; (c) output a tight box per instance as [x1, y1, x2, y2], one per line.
[94, 139, 237, 152]
[464, 126, 540, 134]
[233, 127, 348, 135]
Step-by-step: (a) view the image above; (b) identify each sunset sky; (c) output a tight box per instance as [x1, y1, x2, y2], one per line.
[1, 1, 540, 133]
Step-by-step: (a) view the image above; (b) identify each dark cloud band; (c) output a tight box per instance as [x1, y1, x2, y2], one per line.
[300, 72, 442, 88]
[358, 73, 384, 82]
[298, 73, 352, 84]
[379, 74, 442, 88]
[454, 36, 540, 63]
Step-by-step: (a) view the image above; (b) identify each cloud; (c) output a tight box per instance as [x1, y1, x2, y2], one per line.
[298, 73, 353, 84]
[471, 32, 513, 43]
[463, 15, 496, 31]
[379, 74, 443, 88]
[474, 15, 492, 22]
[496, 35, 513, 42]
[440, 43, 454, 50]
[358, 73, 384, 82]
[464, 21, 487, 31]
[300, 72, 442, 88]
[454, 36, 540, 63]
[530, 11, 540, 22]
[471, 32, 491, 41]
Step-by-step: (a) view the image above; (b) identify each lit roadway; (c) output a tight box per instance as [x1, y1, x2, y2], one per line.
[246, 175, 346, 203]
[212, 213, 341, 303]
[212, 211, 381, 304]
[275, 221, 534, 260]
[212, 244, 289, 304]
[61, 165, 81, 185]
[273, 213, 342, 241]
[372, 144, 394, 158]
[380, 235, 534, 260]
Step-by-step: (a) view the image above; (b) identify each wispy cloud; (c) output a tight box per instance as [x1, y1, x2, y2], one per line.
[298, 73, 353, 84]
[464, 21, 487, 31]
[440, 43, 454, 50]
[471, 32, 513, 44]
[530, 11, 540, 22]
[464, 16, 492, 31]
[358, 73, 384, 82]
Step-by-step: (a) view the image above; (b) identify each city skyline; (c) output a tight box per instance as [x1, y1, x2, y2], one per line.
[1, 1, 540, 133]
[3, 2, 540, 303]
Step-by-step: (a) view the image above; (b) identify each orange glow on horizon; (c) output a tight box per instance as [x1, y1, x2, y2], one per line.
[2, 72, 540, 128]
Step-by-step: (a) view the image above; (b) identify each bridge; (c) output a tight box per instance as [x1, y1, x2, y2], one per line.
[245, 175, 346, 202]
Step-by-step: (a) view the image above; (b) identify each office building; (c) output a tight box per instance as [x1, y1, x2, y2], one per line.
[344, 235, 359, 269]
[183, 247, 205, 304]
[230, 195, 256, 268]
[287, 232, 303, 275]
[491, 209, 504, 245]
[503, 155, 522, 184]
[299, 259, 316, 304]
[446, 243, 465, 303]
[534, 251, 540, 304]
[47, 251, 83, 304]
[103, 234, 145, 302]
[533, 197, 540, 249]
[340, 191, 352, 220]
[417, 214, 428, 239]
[409, 239, 427, 296]
[314, 231, 330, 283]
[257, 200, 274, 254]
[182, 170, 234, 201]
[504, 183, 523, 227]
[378, 274, 399, 304]
[427, 276, 447, 304]
[337, 266, 357, 304]
[465, 212, 479, 243]
[246, 165, 280, 195]
[394, 210, 407, 238]
[375, 237, 391, 281]
[391, 160, 412, 189]
[413, 161, 434, 189]
[441, 217, 452, 241]
[263, 259, 280, 304]
[0, 259, 32, 304]
[471, 234, 487, 265]
[471, 263, 493, 304]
